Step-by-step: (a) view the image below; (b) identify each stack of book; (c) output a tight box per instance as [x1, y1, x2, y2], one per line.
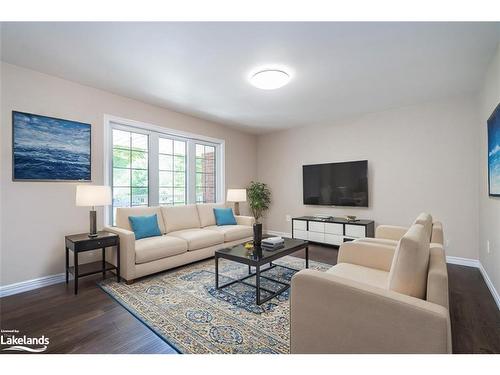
[261, 236, 285, 250]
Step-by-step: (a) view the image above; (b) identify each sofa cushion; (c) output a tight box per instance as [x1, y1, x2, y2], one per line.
[116, 207, 166, 234]
[388, 223, 430, 299]
[205, 225, 253, 242]
[168, 228, 224, 251]
[197, 203, 226, 227]
[161, 204, 201, 233]
[326, 263, 389, 290]
[135, 235, 188, 264]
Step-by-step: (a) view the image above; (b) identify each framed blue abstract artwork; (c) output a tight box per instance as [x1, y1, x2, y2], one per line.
[488, 103, 500, 197]
[12, 111, 91, 181]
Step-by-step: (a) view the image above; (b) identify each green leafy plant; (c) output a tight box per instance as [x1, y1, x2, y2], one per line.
[246, 181, 271, 223]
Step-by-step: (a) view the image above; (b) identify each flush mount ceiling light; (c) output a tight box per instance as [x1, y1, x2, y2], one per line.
[249, 69, 291, 90]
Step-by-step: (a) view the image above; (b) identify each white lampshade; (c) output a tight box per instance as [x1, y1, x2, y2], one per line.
[76, 185, 112, 207]
[226, 189, 247, 202]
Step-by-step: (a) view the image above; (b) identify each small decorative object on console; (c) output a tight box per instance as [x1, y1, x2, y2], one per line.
[314, 214, 334, 220]
[346, 215, 357, 222]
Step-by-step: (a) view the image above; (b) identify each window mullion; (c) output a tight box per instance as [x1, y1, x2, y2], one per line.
[187, 140, 196, 204]
[129, 132, 132, 207]
[217, 144, 224, 203]
[149, 133, 160, 207]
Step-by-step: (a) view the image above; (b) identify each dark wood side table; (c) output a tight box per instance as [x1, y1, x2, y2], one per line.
[65, 231, 120, 295]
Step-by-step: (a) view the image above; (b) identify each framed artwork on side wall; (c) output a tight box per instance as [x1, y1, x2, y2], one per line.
[12, 111, 91, 181]
[488, 103, 500, 197]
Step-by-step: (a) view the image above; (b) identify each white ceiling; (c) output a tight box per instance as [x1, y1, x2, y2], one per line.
[1, 22, 499, 134]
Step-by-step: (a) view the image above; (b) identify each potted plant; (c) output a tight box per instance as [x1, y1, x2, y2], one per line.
[246, 181, 271, 246]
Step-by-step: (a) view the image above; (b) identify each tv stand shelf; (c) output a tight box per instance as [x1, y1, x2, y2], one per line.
[292, 216, 374, 246]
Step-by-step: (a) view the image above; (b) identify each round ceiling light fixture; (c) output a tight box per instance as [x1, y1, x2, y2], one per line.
[249, 69, 291, 90]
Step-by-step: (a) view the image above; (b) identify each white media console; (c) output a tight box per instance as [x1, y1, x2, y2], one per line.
[292, 216, 375, 246]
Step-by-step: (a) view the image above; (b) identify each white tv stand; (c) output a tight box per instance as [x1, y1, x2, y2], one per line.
[292, 216, 375, 246]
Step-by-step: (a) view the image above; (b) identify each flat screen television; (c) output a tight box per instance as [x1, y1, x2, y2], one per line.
[303, 160, 368, 207]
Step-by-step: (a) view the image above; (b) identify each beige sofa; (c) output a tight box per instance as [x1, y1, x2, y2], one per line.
[290, 214, 451, 354]
[104, 203, 254, 283]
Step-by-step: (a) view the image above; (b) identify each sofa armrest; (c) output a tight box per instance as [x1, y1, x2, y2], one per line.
[338, 241, 396, 271]
[104, 226, 136, 281]
[235, 215, 255, 226]
[290, 269, 451, 354]
[375, 225, 408, 241]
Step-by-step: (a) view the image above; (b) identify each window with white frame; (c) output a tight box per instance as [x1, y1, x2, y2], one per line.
[107, 118, 224, 225]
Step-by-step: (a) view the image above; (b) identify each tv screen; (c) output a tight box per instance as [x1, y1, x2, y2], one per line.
[303, 160, 368, 207]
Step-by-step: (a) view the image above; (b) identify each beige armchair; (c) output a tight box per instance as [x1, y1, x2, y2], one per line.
[290, 220, 451, 354]
[357, 212, 444, 247]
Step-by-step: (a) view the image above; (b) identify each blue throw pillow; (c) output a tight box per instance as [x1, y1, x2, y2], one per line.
[213, 207, 237, 226]
[128, 214, 162, 240]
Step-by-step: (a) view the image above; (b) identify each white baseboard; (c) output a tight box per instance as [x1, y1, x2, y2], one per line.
[445, 256, 481, 268]
[0, 273, 66, 298]
[445, 256, 500, 310]
[477, 262, 500, 310]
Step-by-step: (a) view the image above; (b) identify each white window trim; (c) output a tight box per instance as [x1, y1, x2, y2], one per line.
[103, 114, 225, 225]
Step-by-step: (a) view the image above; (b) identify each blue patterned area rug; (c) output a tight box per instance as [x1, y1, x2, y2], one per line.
[99, 255, 330, 354]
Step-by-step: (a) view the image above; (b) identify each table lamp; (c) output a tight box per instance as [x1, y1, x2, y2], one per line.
[226, 188, 246, 215]
[76, 185, 112, 238]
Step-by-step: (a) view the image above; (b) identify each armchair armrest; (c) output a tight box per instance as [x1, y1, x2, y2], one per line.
[375, 225, 408, 241]
[290, 269, 451, 354]
[426, 244, 449, 309]
[104, 226, 136, 281]
[431, 221, 444, 245]
[235, 215, 255, 226]
[338, 241, 396, 271]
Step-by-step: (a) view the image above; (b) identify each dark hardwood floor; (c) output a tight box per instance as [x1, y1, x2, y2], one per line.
[1, 244, 499, 354]
[0, 274, 176, 354]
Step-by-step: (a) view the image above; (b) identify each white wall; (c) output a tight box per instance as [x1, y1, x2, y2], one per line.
[257, 95, 480, 260]
[479, 43, 500, 295]
[0, 63, 257, 286]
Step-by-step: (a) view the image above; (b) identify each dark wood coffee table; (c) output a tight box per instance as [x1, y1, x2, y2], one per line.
[215, 238, 309, 305]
